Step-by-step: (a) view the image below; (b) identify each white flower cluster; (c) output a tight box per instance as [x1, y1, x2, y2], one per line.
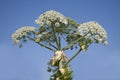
[12, 26, 36, 44]
[35, 10, 68, 27]
[77, 21, 108, 45]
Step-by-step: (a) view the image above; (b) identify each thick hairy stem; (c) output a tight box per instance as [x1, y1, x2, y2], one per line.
[49, 51, 73, 80]
[64, 48, 82, 67]
[49, 61, 73, 80]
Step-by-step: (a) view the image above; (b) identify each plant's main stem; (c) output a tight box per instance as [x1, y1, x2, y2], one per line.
[49, 51, 73, 80]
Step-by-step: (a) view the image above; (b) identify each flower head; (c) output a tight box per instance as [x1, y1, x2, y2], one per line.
[12, 26, 36, 44]
[35, 10, 68, 27]
[77, 21, 108, 45]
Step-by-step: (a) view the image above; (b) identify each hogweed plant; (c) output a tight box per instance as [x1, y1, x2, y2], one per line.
[12, 10, 108, 80]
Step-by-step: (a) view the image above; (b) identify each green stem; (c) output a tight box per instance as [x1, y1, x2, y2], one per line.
[58, 32, 61, 50]
[62, 34, 88, 51]
[37, 43, 54, 51]
[27, 36, 54, 51]
[51, 26, 59, 50]
[64, 48, 82, 67]
[62, 37, 81, 51]
[49, 42, 58, 50]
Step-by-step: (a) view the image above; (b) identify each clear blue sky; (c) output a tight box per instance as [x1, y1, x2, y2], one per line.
[0, 0, 120, 80]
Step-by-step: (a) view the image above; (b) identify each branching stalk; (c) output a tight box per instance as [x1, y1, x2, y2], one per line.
[58, 32, 61, 50]
[51, 25, 59, 50]
[38, 43, 54, 51]
[64, 48, 82, 67]
[49, 42, 58, 50]
[62, 37, 81, 51]
[62, 34, 88, 51]
[27, 36, 54, 51]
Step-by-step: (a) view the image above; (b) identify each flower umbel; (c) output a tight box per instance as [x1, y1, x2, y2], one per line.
[12, 26, 36, 44]
[77, 21, 108, 45]
[35, 10, 68, 26]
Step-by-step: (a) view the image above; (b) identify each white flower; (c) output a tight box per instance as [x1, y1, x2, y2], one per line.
[98, 38, 103, 43]
[95, 35, 99, 39]
[63, 18, 68, 25]
[12, 26, 36, 44]
[103, 41, 108, 45]
[55, 22, 60, 27]
[77, 21, 108, 45]
[39, 22, 44, 26]
[46, 20, 51, 26]
[85, 33, 91, 39]
[35, 10, 68, 26]
[91, 29, 96, 34]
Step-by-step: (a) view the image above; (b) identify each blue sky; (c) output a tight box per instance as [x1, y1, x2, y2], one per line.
[0, 0, 120, 80]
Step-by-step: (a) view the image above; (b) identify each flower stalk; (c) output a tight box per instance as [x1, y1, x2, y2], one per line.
[64, 48, 82, 68]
